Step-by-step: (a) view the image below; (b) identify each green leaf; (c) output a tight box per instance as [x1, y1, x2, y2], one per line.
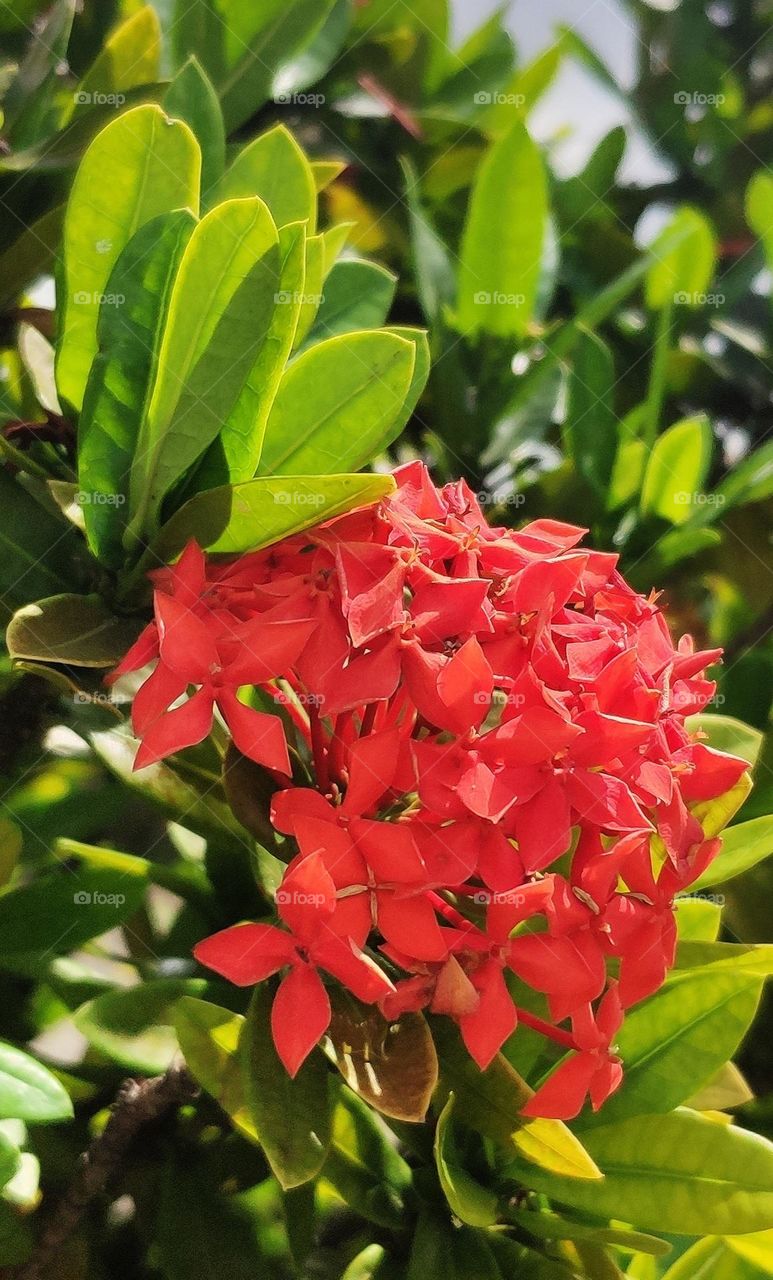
[242, 986, 332, 1189]
[324, 1090, 413, 1230]
[173, 997, 257, 1142]
[564, 328, 617, 498]
[504, 1207, 670, 1257]
[326, 995, 437, 1123]
[75, 979, 210, 1074]
[78, 210, 197, 564]
[400, 157, 456, 323]
[0, 867, 145, 977]
[18, 323, 60, 415]
[294, 232, 326, 348]
[0, 472, 83, 618]
[164, 56, 226, 197]
[304, 259, 397, 344]
[640, 414, 713, 524]
[258, 331, 416, 475]
[127, 197, 281, 541]
[457, 121, 547, 337]
[746, 171, 773, 275]
[190, 222, 307, 490]
[152, 474, 396, 561]
[57, 104, 201, 412]
[688, 713, 762, 768]
[218, 124, 317, 232]
[726, 1228, 773, 1272]
[209, 0, 337, 131]
[0, 819, 21, 890]
[433, 1019, 601, 1181]
[434, 1094, 498, 1226]
[645, 206, 717, 310]
[6, 593, 141, 667]
[408, 1212, 501, 1280]
[692, 817, 773, 889]
[687, 1062, 754, 1111]
[0, 204, 65, 309]
[511, 1109, 773, 1235]
[0, 1043, 73, 1123]
[676, 896, 722, 941]
[0, 1132, 19, 1193]
[578, 967, 763, 1126]
[662, 1238, 763, 1280]
[74, 6, 161, 113]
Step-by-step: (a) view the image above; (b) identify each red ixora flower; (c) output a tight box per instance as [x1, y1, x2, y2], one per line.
[112, 464, 748, 1111]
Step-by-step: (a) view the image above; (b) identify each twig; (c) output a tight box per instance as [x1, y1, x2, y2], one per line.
[10, 1064, 198, 1280]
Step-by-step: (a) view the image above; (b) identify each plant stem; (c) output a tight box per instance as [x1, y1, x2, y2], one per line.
[515, 1007, 576, 1051]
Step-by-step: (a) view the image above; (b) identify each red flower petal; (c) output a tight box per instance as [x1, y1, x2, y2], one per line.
[271, 964, 331, 1077]
[194, 922, 295, 985]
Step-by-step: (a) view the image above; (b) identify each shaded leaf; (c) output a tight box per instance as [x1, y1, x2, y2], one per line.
[326, 995, 437, 1123]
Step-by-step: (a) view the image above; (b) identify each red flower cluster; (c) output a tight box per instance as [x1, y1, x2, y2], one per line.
[112, 464, 747, 1119]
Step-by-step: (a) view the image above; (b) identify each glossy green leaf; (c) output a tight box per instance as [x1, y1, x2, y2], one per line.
[259, 331, 416, 475]
[164, 56, 225, 197]
[324, 1090, 413, 1230]
[579, 967, 763, 1126]
[78, 210, 196, 564]
[152, 472, 395, 560]
[294, 232, 326, 348]
[408, 1212, 500, 1280]
[726, 1228, 773, 1272]
[242, 985, 332, 1189]
[504, 1207, 669, 1256]
[0, 868, 145, 977]
[692, 817, 773, 889]
[645, 206, 717, 310]
[191, 221, 307, 491]
[7, 593, 141, 667]
[433, 1019, 601, 1181]
[127, 197, 280, 541]
[746, 172, 773, 275]
[74, 7, 161, 113]
[676, 896, 722, 941]
[511, 1109, 773, 1235]
[457, 121, 547, 337]
[0, 1043, 72, 1123]
[57, 105, 201, 411]
[174, 997, 257, 1142]
[218, 124, 317, 232]
[75, 978, 211, 1074]
[0, 472, 83, 619]
[202, 0, 338, 132]
[662, 1238, 764, 1280]
[564, 328, 617, 498]
[0, 204, 65, 309]
[688, 713, 762, 768]
[304, 259, 397, 344]
[640, 414, 713, 524]
[434, 1094, 497, 1226]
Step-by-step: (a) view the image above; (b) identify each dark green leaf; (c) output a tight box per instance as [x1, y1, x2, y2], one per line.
[0, 1043, 73, 1122]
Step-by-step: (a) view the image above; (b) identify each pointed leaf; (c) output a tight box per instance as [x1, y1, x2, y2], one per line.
[165, 56, 226, 197]
[218, 124, 317, 231]
[173, 996, 257, 1142]
[457, 121, 547, 337]
[57, 104, 201, 411]
[434, 1094, 498, 1226]
[242, 985, 332, 1188]
[152, 473, 396, 560]
[258, 331, 416, 475]
[7, 594, 141, 667]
